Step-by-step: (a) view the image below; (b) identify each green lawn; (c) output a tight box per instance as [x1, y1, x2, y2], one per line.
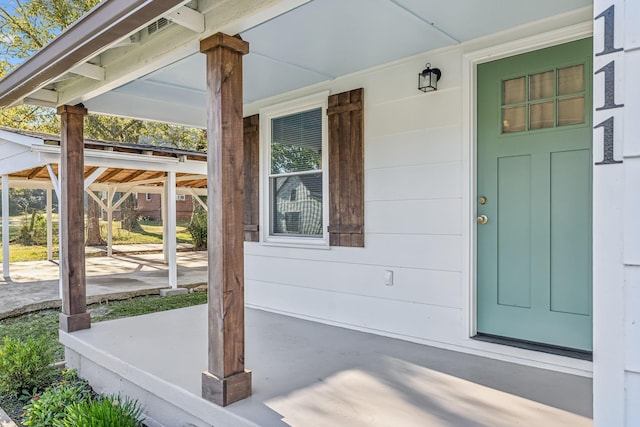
[0, 292, 207, 362]
[0, 216, 194, 262]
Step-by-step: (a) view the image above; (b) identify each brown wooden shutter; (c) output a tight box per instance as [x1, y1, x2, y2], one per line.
[327, 88, 364, 247]
[243, 114, 260, 242]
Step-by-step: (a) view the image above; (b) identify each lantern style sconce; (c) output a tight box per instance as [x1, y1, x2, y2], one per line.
[418, 63, 442, 92]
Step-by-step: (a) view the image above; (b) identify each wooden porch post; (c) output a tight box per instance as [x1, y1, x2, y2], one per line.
[200, 32, 251, 406]
[57, 104, 90, 333]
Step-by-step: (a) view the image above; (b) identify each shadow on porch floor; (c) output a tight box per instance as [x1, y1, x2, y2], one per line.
[61, 306, 592, 427]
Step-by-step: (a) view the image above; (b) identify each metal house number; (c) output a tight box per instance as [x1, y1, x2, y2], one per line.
[594, 4, 624, 165]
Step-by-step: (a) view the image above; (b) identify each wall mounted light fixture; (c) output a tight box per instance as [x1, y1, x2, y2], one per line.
[418, 63, 442, 92]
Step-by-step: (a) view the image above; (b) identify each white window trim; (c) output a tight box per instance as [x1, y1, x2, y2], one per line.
[259, 91, 330, 247]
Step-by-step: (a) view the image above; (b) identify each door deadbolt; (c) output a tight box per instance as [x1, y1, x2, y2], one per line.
[476, 215, 488, 224]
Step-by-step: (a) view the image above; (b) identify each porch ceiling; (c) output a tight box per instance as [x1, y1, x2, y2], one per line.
[0, 0, 592, 129]
[84, 0, 591, 127]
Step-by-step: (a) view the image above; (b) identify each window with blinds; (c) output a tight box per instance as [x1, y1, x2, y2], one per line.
[269, 107, 324, 237]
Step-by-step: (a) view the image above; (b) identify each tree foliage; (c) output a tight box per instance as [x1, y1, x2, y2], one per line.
[271, 143, 321, 175]
[0, 0, 207, 151]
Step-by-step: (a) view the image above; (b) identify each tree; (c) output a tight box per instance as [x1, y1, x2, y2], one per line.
[119, 195, 140, 232]
[0, 0, 100, 131]
[0, 0, 207, 248]
[86, 191, 105, 246]
[0, 0, 208, 150]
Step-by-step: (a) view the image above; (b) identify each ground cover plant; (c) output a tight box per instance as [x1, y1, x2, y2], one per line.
[57, 395, 144, 427]
[0, 337, 55, 399]
[0, 292, 207, 424]
[21, 369, 92, 427]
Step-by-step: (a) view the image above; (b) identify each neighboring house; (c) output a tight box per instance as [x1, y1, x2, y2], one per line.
[137, 192, 193, 222]
[272, 175, 322, 236]
[0, 0, 637, 426]
[103, 192, 194, 222]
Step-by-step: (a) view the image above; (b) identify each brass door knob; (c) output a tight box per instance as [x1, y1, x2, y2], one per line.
[477, 215, 488, 224]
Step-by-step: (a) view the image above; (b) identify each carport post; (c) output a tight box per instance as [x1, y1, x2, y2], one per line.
[167, 171, 177, 288]
[46, 187, 53, 261]
[2, 175, 9, 278]
[57, 104, 90, 333]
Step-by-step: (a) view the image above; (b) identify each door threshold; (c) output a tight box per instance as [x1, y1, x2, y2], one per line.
[473, 333, 592, 361]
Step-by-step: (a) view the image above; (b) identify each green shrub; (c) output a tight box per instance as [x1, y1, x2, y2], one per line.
[56, 395, 144, 427]
[0, 337, 55, 398]
[187, 201, 207, 250]
[22, 370, 92, 427]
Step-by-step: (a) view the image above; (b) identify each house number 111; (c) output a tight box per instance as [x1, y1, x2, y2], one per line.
[594, 4, 623, 165]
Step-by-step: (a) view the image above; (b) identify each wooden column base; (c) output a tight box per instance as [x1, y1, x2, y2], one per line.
[59, 312, 91, 333]
[202, 370, 252, 406]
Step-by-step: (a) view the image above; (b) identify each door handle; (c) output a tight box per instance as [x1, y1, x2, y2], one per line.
[477, 215, 488, 224]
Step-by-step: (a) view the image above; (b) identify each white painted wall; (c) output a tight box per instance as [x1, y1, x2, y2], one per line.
[243, 10, 595, 377]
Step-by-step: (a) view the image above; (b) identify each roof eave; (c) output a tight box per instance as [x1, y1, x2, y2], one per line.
[0, 0, 186, 108]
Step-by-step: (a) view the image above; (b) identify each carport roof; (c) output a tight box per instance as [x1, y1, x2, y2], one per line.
[0, 126, 207, 191]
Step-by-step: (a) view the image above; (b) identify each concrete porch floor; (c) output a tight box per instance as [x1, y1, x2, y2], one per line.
[61, 305, 592, 427]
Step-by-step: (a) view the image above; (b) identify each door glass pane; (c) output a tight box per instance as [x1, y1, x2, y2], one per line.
[503, 77, 525, 105]
[558, 65, 584, 95]
[502, 106, 525, 133]
[558, 96, 585, 126]
[529, 71, 554, 100]
[530, 101, 554, 130]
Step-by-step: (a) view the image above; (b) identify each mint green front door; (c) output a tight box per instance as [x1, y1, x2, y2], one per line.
[476, 38, 593, 352]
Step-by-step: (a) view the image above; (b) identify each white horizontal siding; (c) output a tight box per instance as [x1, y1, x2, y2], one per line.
[626, 372, 640, 427]
[246, 279, 462, 343]
[244, 40, 466, 350]
[368, 88, 461, 137]
[246, 255, 462, 309]
[367, 125, 462, 170]
[366, 199, 462, 235]
[247, 234, 462, 271]
[366, 162, 462, 201]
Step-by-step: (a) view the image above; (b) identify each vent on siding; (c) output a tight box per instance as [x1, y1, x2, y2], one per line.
[147, 17, 170, 35]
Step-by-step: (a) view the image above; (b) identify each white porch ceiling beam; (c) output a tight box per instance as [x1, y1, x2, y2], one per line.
[84, 167, 107, 189]
[34, 147, 207, 175]
[166, 6, 205, 33]
[88, 183, 206, 195]
[0, 153, 41, 176]
[86, 190, 108, 212]
[70, 62, 106, 81]
[189, 188, 208, 211]
[4, 178, 54, 189]
[56, 0, 312, 106]
[112, 188, 135, 210]
[46, 164, 60, 197]
[23, 89, 59, 107]
[4, 178, 206, 195]
[0, 0, 189, 108]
